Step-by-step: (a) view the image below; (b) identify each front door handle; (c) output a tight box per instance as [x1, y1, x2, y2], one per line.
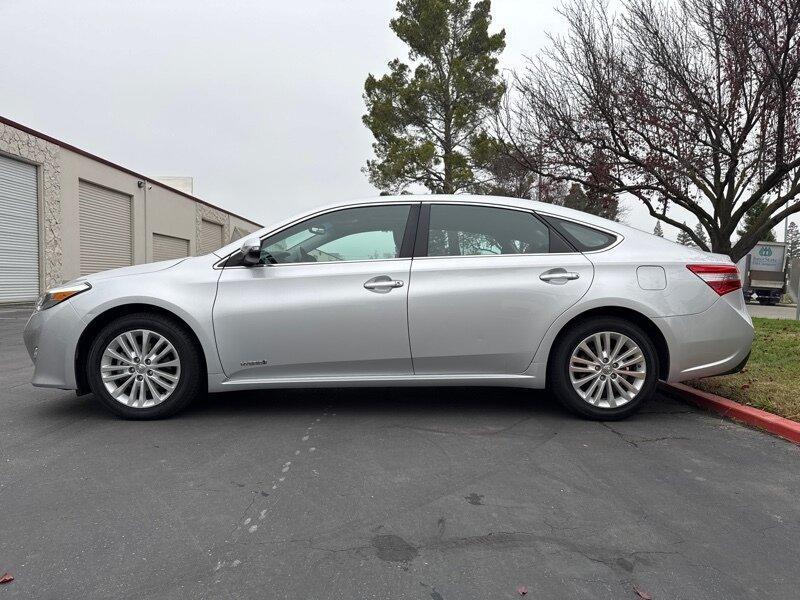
[540, 269, 580, 282]
[364, 277, 404, 291]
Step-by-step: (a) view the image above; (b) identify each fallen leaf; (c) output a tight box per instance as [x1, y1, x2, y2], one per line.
[517, 585, 528, 596]
[633, 583, 651, 599]
[741, 383, 751, 390]
[0, 573, 13, 585]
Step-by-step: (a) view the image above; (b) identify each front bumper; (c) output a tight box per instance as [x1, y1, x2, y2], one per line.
[657, 293, 754, 382]
[23, 301, 86, 390]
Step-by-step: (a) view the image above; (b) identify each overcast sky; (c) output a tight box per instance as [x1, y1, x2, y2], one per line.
[0, 0, 790, 239]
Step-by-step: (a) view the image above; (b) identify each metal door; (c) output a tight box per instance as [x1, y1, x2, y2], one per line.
[0, 155, 38, 302]
[79, 180, 132, 276]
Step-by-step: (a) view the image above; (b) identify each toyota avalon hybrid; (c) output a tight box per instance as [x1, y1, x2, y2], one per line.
[24, 195, 754, 420]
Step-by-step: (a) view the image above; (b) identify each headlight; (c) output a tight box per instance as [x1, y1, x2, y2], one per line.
[35, 282, 92, 311]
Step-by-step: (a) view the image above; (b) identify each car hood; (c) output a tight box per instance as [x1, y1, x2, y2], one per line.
[74, 257, 188, 284]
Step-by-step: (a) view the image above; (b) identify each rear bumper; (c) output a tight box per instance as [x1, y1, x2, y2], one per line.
[657, 293, 754, 382]
[715, 350, 751, 377]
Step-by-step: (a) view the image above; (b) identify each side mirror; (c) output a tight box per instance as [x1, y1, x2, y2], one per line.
[240, 237, 261, 266]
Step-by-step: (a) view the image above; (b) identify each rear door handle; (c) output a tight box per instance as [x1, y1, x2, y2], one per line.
[364, 277, 404, 290]
[540, 269, 580, 282]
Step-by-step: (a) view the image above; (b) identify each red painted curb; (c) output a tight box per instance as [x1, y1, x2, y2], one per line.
[661, 382, 800, 445]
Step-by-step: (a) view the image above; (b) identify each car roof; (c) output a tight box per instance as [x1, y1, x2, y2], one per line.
[212, 193, 714, 262]
[331, 194, 627, 231]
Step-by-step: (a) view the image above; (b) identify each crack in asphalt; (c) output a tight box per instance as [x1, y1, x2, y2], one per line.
[600, 421, 690, 448]
[381, 414, 537, 437]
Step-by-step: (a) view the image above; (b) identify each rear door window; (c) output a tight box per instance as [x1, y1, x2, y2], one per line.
[424, 204, 551, 256]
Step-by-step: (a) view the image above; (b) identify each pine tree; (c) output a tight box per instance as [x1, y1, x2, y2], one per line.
[480, 149, 537, 198]
[562, 182, 588, 212]
[653, 221, 664, 237]
[693, 222, 708, 249]
[560, 178, 620, 219]
[363, 0, 506, 194]
[676, 222, 693, 246]
[738, 200, 777, 242]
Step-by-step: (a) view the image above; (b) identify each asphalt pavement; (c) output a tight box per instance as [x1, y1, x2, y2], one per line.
[1, 306, 799, 599]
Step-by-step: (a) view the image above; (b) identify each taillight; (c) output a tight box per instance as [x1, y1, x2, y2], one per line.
[686, 264, 742, 296]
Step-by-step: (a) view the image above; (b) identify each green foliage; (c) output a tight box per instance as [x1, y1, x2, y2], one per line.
[738, 200, 777, 243]
[693, 222, 708, 248]
[562, 174, 620, 221]
[562, 183, 588, 212]
[363, 0, 506, 194]
[476, 140, 538, 198]
[676, 222, 693, 246]
[653, 221, 664, 237]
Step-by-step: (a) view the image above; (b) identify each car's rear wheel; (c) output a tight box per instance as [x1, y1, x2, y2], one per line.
[549, 317, 659, 420]
[86, 312, 203, 419]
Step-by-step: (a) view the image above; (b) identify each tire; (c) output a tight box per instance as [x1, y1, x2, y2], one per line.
[86, 312, 204, 419]
[548, 317, 659, 420]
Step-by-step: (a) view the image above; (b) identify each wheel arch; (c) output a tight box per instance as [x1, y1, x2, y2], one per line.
[545, 306, 670, 381]
[74, 303, 208, 396]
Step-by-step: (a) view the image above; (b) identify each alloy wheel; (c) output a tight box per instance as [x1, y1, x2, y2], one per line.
[568, 331, 646, 409]
[100, 329, 181, 408]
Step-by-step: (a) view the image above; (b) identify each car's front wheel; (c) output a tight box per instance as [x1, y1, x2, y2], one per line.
[549, 317, 659, 420]
[86, 312, 203, 419]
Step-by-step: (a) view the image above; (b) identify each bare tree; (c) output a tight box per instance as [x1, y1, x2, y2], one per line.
[501, 0, 800, 260]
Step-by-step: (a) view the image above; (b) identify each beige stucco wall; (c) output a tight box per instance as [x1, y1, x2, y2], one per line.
[0, 120, 259, 293]
[59, 149, 148, 281]
[230, 214, 260, 240]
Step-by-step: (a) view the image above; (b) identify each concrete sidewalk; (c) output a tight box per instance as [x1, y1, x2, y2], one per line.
[746, 302, 798, 320]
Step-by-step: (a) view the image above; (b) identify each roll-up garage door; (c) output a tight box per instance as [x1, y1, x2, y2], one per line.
[199, 219, 224, 254]
[0, 155, 39, 302]
[153, 233, 189, 262]
[79, 180, 132, 276]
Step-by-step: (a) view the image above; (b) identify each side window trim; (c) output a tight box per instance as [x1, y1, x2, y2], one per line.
[222, 202, 419, 268]
[413, 203, 431, 258]
[399, 203, 421, 258]
[544, 219, 578, 253]
[413, 202, 576, 258]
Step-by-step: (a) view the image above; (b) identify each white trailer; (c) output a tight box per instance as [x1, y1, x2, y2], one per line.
[741, 241, 787, 305]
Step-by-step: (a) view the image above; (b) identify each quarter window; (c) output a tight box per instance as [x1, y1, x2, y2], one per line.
[259, 204, 412, 264]
[425, 204, 550, 256]
[547, 217, 617, 252]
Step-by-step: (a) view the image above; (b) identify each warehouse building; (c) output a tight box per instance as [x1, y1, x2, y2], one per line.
[0, 116, 260, 304]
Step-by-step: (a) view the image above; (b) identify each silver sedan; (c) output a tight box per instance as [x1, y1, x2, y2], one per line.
[24, 195, 754, 420]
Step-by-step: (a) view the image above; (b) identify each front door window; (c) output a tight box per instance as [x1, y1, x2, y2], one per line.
[260, 205, 412, 264]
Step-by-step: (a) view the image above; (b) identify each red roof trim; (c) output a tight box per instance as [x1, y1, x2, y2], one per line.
[0, 115, 261, 227]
